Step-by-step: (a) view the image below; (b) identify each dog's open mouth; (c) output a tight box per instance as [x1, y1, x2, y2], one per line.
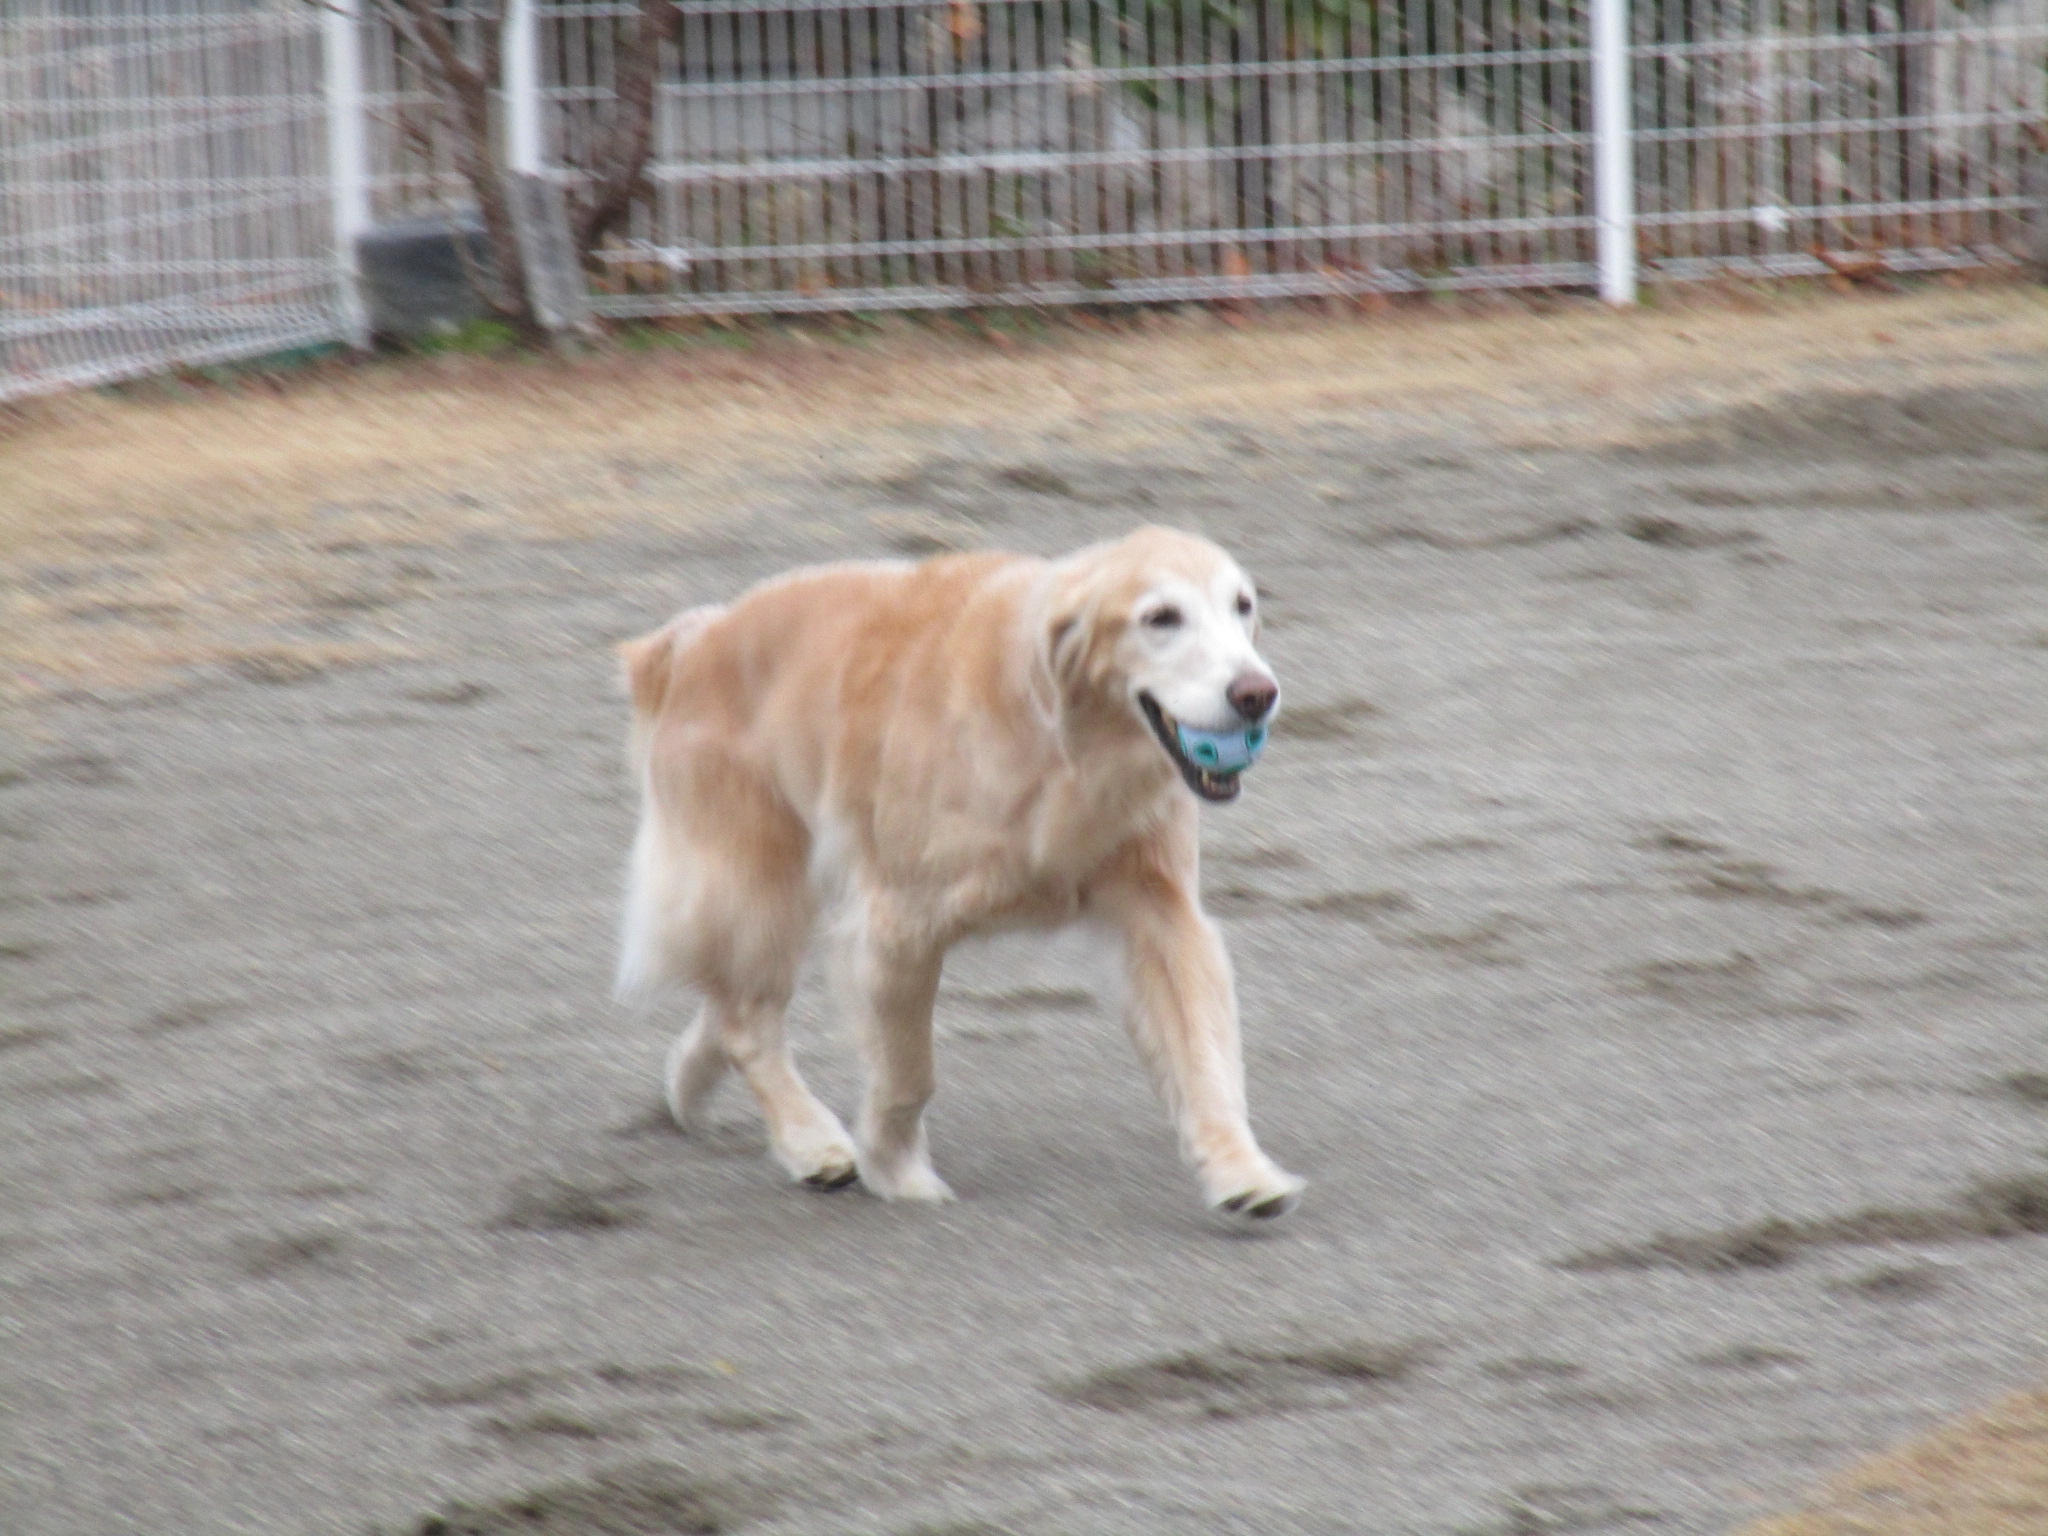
[1139, 693, 1245, 803]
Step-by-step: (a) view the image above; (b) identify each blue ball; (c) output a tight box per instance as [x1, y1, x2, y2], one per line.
[1175, 721, 1268, 774]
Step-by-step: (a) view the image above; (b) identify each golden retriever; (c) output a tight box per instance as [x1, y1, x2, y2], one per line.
[616, 525, 1303, 1217]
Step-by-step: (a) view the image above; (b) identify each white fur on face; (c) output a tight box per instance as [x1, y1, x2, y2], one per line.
[1119, 558, 1277, 732]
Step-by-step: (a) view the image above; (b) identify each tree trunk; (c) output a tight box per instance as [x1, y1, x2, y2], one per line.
[365, 0, 540, 337]
[568, 0, 679, 266]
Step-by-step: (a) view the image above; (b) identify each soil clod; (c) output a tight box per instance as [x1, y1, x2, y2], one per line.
[405, 1462, 766, 1536]
[1559, 1173, 2048, 1273]
[1051, 1338, 1422, 1417]
[493, 1175, 650, 1232]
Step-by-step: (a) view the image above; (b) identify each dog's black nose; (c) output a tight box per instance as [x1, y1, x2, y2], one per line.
[1227, 672, 1278, 722]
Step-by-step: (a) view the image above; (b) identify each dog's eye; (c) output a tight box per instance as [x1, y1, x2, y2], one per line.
[1143, 606, 1183, 630]
[1235, 593, 1255, 617]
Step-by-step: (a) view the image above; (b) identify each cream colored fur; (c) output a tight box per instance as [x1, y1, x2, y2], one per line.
[616, 526, 1303, 1216]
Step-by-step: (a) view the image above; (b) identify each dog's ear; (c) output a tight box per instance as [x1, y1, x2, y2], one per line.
[1038, 570, 1103, 703]
[1035, 552, 1132, 720]
[1045, 608, 1085, 689]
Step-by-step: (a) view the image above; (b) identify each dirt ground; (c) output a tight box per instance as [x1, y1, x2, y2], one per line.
[3, 286, 2046, 1536]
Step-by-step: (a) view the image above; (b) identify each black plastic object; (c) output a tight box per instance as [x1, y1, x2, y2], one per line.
[356, 212, 496, 340]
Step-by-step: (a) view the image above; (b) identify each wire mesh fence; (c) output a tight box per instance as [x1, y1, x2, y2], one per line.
[1632, 0, 2048, 280]
[576, 0, 1615, 314]
[3, 0, 2043, 401]
[558, 0, 2045, 316]
[0, 0, 346, 402]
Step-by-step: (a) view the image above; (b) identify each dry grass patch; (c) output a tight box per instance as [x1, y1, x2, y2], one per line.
[1746, 1388, 2048, 1536]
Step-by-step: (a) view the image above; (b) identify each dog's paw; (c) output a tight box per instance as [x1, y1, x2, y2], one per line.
[773, 1127, 862, 1191]
[667, 1096, 719, 1137]
[856, 1156, 955, 1204]
[798, 1154, 861, 1191]
[1208, 1167, 1306, 1221]
[1218, 1188, 1299, 1219]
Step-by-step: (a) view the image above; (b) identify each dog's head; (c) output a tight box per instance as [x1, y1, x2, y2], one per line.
[1040, 526, 1279, 803]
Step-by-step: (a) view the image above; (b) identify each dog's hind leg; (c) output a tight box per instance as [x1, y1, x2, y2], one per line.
[842, 898, 951, 1203]
[708, 987, 859, 1190]
[680, 769, 858, 1191]
[664, 1005, 730, 1129]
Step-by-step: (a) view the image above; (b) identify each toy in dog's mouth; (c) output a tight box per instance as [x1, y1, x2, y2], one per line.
[1138, 693, 1267, 803]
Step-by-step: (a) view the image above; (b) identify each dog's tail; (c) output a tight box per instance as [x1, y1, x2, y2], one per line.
[619, 602, 724, 721]
[615, 603, 724, 1001]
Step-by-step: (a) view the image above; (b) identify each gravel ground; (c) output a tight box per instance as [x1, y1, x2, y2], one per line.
[3, 293, 2046, 1536]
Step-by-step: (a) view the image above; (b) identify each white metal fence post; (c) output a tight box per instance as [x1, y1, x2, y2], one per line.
[1591, 0, 1638, 304]
[322, 0, 372, 347]
[504, 0, 544, 175]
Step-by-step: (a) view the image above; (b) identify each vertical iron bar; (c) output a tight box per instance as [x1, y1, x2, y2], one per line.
[504, 0, 544, 175]
[1590, 0, 1635, 301]
[324, 0, 372, 345]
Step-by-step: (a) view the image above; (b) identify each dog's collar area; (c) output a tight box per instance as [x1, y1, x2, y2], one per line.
[1138, 692, 1254, 803]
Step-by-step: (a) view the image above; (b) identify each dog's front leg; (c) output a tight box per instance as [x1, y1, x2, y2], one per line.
[844, 899, 952, 1203]
[1100, 874, 1305, 1218]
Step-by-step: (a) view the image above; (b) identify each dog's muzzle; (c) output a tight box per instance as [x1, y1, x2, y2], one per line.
[1138, 693, 1268, 803]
